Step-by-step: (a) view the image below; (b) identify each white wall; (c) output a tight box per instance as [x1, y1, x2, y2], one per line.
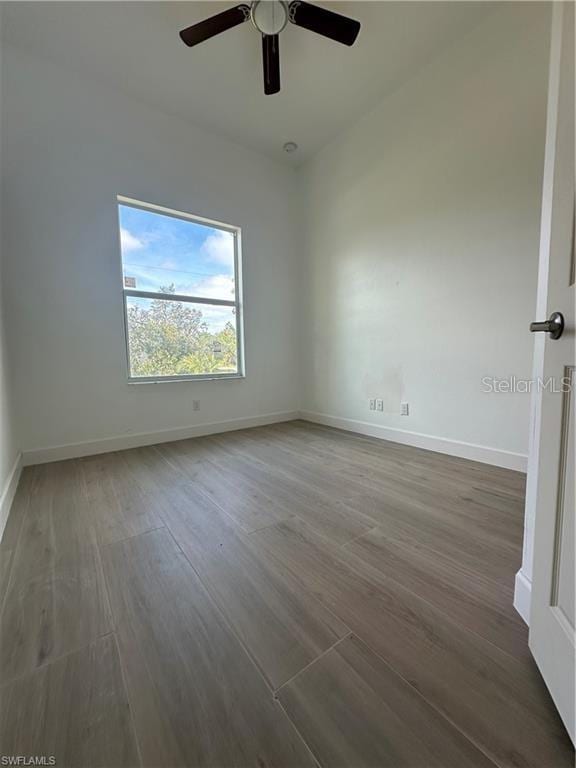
[0, 33, 20, 524]
[1, 4, 552, 472]
[0, 188, 18, 503]
[298, 3, 550, 468]
[1, 47, 300, 458]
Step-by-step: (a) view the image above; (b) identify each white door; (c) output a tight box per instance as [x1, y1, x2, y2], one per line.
[529, 0, 575, 745]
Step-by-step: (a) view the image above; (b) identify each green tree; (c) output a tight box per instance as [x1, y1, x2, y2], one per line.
[127, 285, 237, 377]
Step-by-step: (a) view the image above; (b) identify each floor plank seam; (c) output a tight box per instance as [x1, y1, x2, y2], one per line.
[253, 511, 523, 664]
[285, 510, 364, 551]
[334, 539, 529, 666]
[150, 442, 189, 477]
[273, 693, 324, 768]
[351, 630, 503, 768]
[242, 517, 295, 535]
[339, 524, 520, 611]
[0, 630, 117, 691]
[158, 518, 330, 765]
[244, 522, 357, 640]
[159, 517, 282, 694]
[110, 631, 144, 768]
[185, 467, 276, 538]
[273, 633, 353, 696]
[338, 527, 377, 550]
[78, 458, 120, 642]
[97, 525, 167, 549]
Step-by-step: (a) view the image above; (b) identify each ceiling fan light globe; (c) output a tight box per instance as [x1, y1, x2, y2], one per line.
[251, 0, 289, 35]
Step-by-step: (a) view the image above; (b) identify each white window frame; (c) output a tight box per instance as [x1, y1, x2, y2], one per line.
[117, 195, 245, 383]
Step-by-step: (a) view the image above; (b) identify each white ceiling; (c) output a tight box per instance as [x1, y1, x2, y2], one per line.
[2, 1, 497, 163]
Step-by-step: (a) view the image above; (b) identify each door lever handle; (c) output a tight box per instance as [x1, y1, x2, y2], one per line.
[530, 311, 564, 340]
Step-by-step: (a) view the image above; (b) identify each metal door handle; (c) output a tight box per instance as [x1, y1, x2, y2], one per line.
[530, 311, 564, 340]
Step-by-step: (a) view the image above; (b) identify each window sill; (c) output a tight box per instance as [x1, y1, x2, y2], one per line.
[127, 373, 245, 385]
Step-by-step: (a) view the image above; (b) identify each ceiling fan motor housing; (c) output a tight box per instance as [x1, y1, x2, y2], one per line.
[250, 1, 289, 35]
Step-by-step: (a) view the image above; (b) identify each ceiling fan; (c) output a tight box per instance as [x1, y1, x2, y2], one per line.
[179, 1, 361, 95]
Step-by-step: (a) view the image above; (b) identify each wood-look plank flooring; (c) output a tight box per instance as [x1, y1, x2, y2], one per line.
[0, 461, 111, 683]
[0, 635, 139, 767]
[154, 483, 348, 689]
[0, 420, 573, 768]
[102, 528, 316, 768]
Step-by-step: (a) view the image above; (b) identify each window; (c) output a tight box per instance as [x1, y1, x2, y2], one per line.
[117, 196, 243, 382]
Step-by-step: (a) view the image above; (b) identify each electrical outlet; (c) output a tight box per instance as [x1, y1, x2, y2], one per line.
[192, 400, 200, 411]
[400, 402, 409, 416]
[369, 399, 376, 410]
[376, 399, 384, 412]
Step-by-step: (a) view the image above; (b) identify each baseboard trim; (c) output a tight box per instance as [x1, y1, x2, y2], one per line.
[300, 410, 528, 472]
[0, 453, 23, 542]
[21, 408, 528, 473]
[22, 410, 299, 466]
[514, 569, 532, 625]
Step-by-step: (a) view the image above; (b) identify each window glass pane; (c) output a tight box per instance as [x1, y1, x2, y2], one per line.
[126, 296, 238, 378]
[119, 204, 235, 301]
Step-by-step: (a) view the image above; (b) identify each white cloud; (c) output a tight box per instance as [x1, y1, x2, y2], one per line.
[191, 274, 235, 301]
[120, 227, 144, 253]
[201, 230, 234, 266]
[201, 303, 236, 332]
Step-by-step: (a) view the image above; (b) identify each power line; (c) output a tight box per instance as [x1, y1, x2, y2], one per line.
[122, 262, 233, 280]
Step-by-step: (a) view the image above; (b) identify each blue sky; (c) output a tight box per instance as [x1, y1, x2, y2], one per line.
[119, 204, 236, 332]
[118, 204, 235, 301]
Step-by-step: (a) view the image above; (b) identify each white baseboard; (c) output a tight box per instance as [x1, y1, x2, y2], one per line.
[0, 453, 23, 542]
[22, 410, 299, 466]
[300, 410, 528, 472]
[21, 407, 528, 474]
[514, 569, 532, 625]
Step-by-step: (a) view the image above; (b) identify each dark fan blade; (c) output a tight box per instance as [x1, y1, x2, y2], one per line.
[179, 4, 250, 47]
[262, 34, 280, 95]
[288, 1, 360, 46]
